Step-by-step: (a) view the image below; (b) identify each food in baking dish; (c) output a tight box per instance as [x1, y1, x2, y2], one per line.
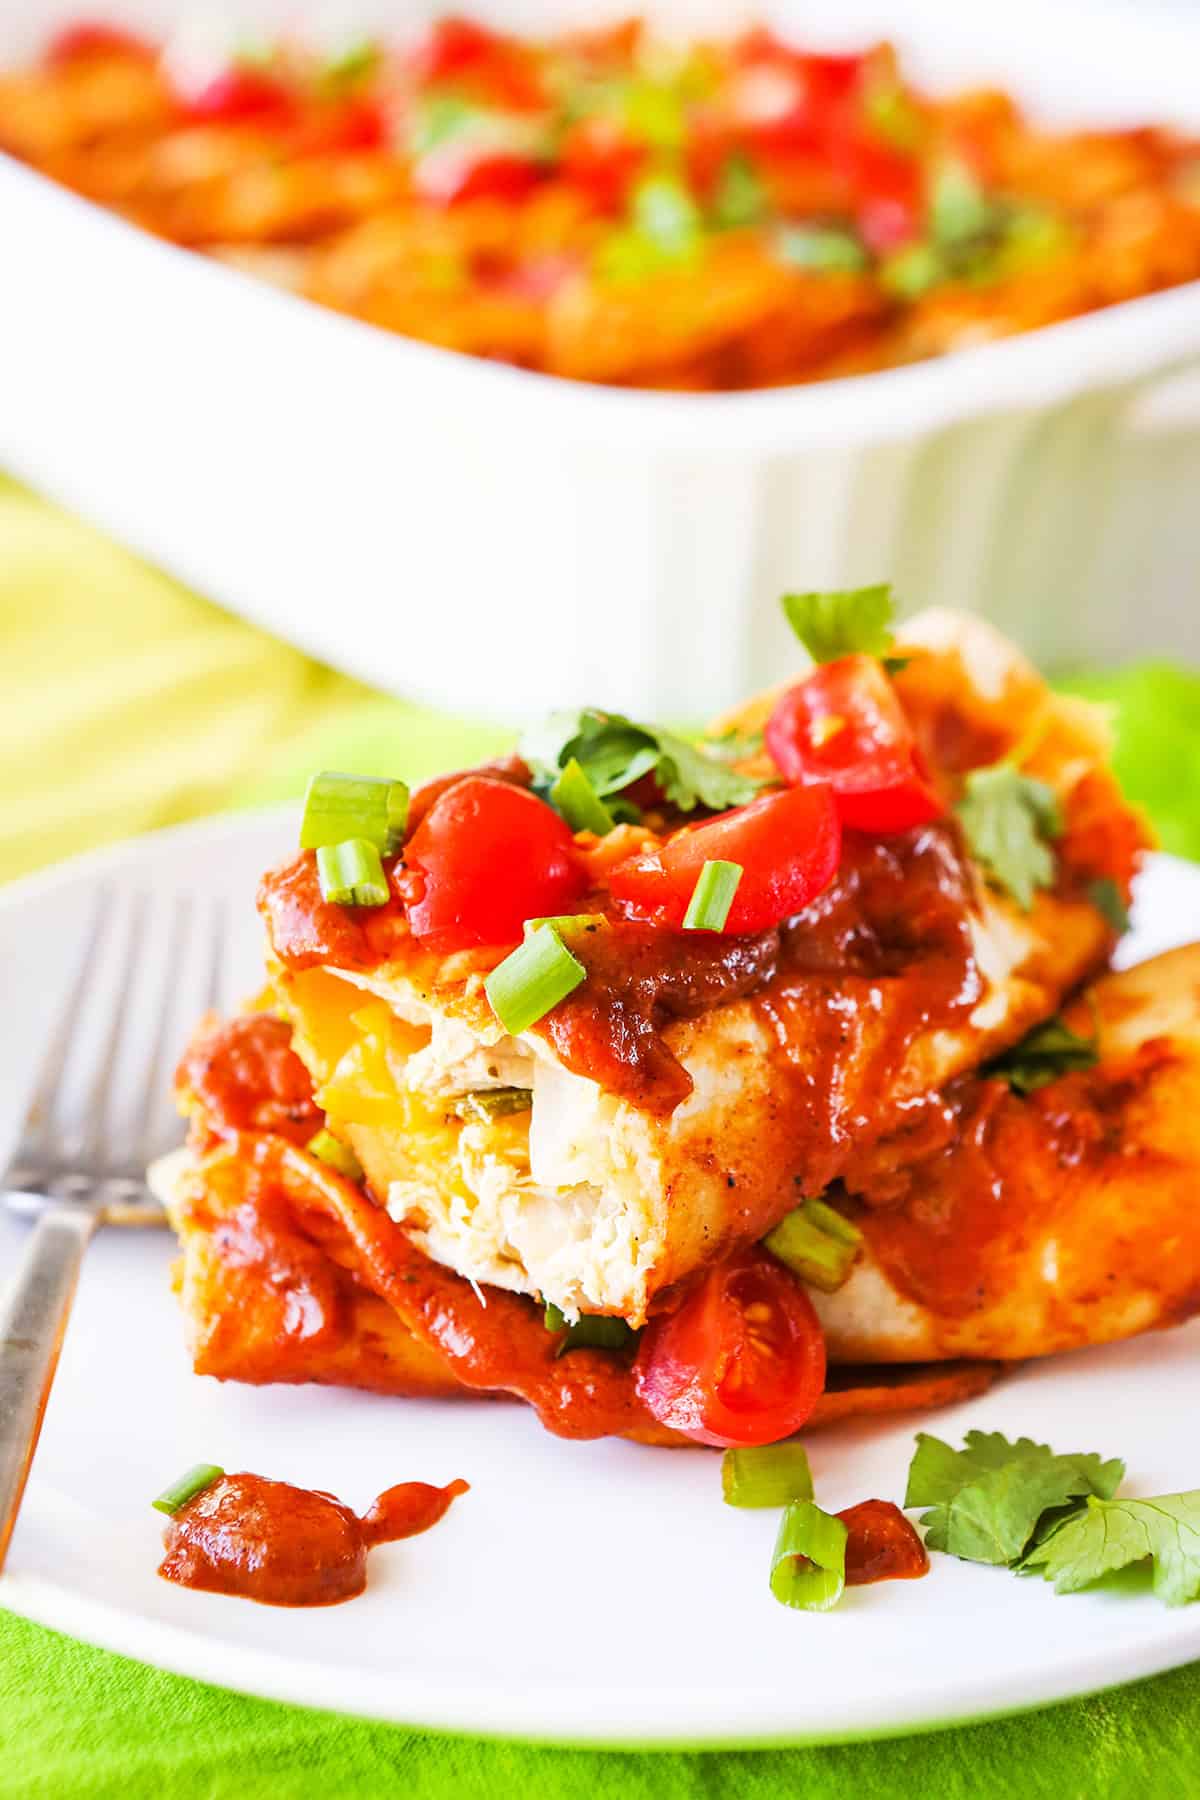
[151, 590, 1200, 1448]
[4, 17, 1200, 390]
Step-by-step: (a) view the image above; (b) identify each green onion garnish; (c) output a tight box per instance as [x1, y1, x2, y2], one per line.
[316, 839, 389, 908]
[152, 1463, 224, 1516]
[306, 1128, 364, 1182]
[722, 1443, 814, 1508]
[454, 1088, 533, 1122]
[769, 1500, 848, 1611]
[775, 224, 869, 273]
[300, 771, 409, 855]
[764, 1197, 863, 1292]
[930, 156, 996, 249]
[879, 242, 945, 300]
[682, 860, 742, 932]
[485, 924, 586, 1035]
[550, 758, 616, 835]
[543, 1302, 637, 1356]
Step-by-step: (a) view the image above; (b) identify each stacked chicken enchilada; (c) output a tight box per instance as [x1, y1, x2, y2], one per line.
[154, 592, 1200, 1449]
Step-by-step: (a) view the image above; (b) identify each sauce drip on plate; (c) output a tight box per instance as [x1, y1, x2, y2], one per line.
[158, 1472, 468, 1606]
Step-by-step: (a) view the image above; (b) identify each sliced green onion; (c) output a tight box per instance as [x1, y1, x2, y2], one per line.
[454, 1088, 533, 1123]
[543, 1302, 637, 1356]
[550, 758, 615, 835]
[722, 1443, 814, 1509]
[770, 1500, 848, 1611]
[524, 913, 606, 941]
[152, 1463, 224, 1516]
[300, 772, 409, 854]
[712, 151, 767, 229]
[306, 1128, 364, 1182]
[764, 1197, 862, 1292]
[316, 838, 390, 908]
[485, 925, 586, 1035]
[774, 224, 868, 273]
[632, 171, 704, 255]
[683, 860, 742, 931]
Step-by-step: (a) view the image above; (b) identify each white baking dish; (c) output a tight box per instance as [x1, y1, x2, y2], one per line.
[3, 0, 1200, 720]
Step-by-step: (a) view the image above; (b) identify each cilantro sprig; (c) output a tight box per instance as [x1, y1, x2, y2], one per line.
[956, 762, 1063, 911]
[1022, 1493, 1200, 1606]
[985, 1011, 1100, 1095]
[906, 1431, 1124, 1566]
[521, 707, 762, 827]
[905, 1429, 1200, 1609]
[780, 584, 897, 664]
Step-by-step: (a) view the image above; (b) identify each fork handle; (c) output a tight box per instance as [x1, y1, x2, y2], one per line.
[0, 1203, 96, 1572]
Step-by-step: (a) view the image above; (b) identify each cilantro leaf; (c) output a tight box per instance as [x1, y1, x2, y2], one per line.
[1021, 1492, 1200, 1606]
[956, 764, 1062, 910]
[1088, 876, 1130, 935]
[906, 1431, 1124, 1565]
[985, 1013, 1100, 1095]
[520, 708, 762, 819]
[780, 585, 896, 664]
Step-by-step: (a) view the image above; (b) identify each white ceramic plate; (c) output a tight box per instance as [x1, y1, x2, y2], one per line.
[2, 812, 1200, 1748]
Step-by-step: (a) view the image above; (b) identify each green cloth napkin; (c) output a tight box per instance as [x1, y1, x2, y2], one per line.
[2, 477, 1199, 1799]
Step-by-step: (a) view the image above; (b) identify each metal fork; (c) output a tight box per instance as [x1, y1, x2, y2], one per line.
[0, 888, 223, 1572]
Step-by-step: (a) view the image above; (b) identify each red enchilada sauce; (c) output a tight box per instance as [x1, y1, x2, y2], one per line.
[839, 1499, 929, 1585]
[158, 1472, 468, 1606]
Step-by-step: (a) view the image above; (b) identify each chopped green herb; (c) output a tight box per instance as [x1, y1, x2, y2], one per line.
[485, 924, 586, 1035]
[722, 1443, 814, 1509]
[682, 860, 742, 931]
[774, 224, 869, 272]
[1021, 1491, 1200, 1606]
[409, 93, 483, 156]
[706, 725, 765, 761]
[1088, 877, 1130, 935]
[770, 1500, 848, 1611]
[712, 152, 767, 229]
[905, 1430, 1124, 1566]
[454, 1088, 533, 1123]
[315, 839, 390, 908]
[864, 83, 923, 151]
[780, 586, 896, 664]
[986, 1013, 1100, 1095]
[152, 1463, 225, 1516]
[543, 1302, 638, 1356]
[632, 171, 704, 254]
[764, 1196, 863, 1292]
[300, 771, 409, 855]
[879, 242, 945, 299]
[306, 1128, 364, 1182]
[550, 757, 616, 835]
[521, 708, 762, 815]
[930, 156, 998, 249]
[956, 763, 1062, 910]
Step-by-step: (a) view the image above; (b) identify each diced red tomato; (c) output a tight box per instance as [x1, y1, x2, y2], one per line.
[840, 134, 922, 251]
[412, 146, 543, 205]
[634, 1248, 827, 1447]
[419, 15, 501, 82]
[558, 116, 645, 212]
[417, 15, 544, 110]
[182, 65, 297, 128]
[290, 98, 387, 157]
[403, 775, 587, 950]
[766, 654, 944, 834]
[608, 785, 841, 934]
[45, 20, 156, 66]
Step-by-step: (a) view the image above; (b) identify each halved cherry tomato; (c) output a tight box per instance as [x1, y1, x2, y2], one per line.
[418, 15, 502, 82]
[403, 775, 587, 951]
[766, 654, 944, 834]
[841, 135, 922, 252]
[607, 784, 841, 933]
[45, 21, 156, 66]
[417, 16, 544, 110]
[182, 66, 297, 127]
[634, 1248, 827, 1447]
